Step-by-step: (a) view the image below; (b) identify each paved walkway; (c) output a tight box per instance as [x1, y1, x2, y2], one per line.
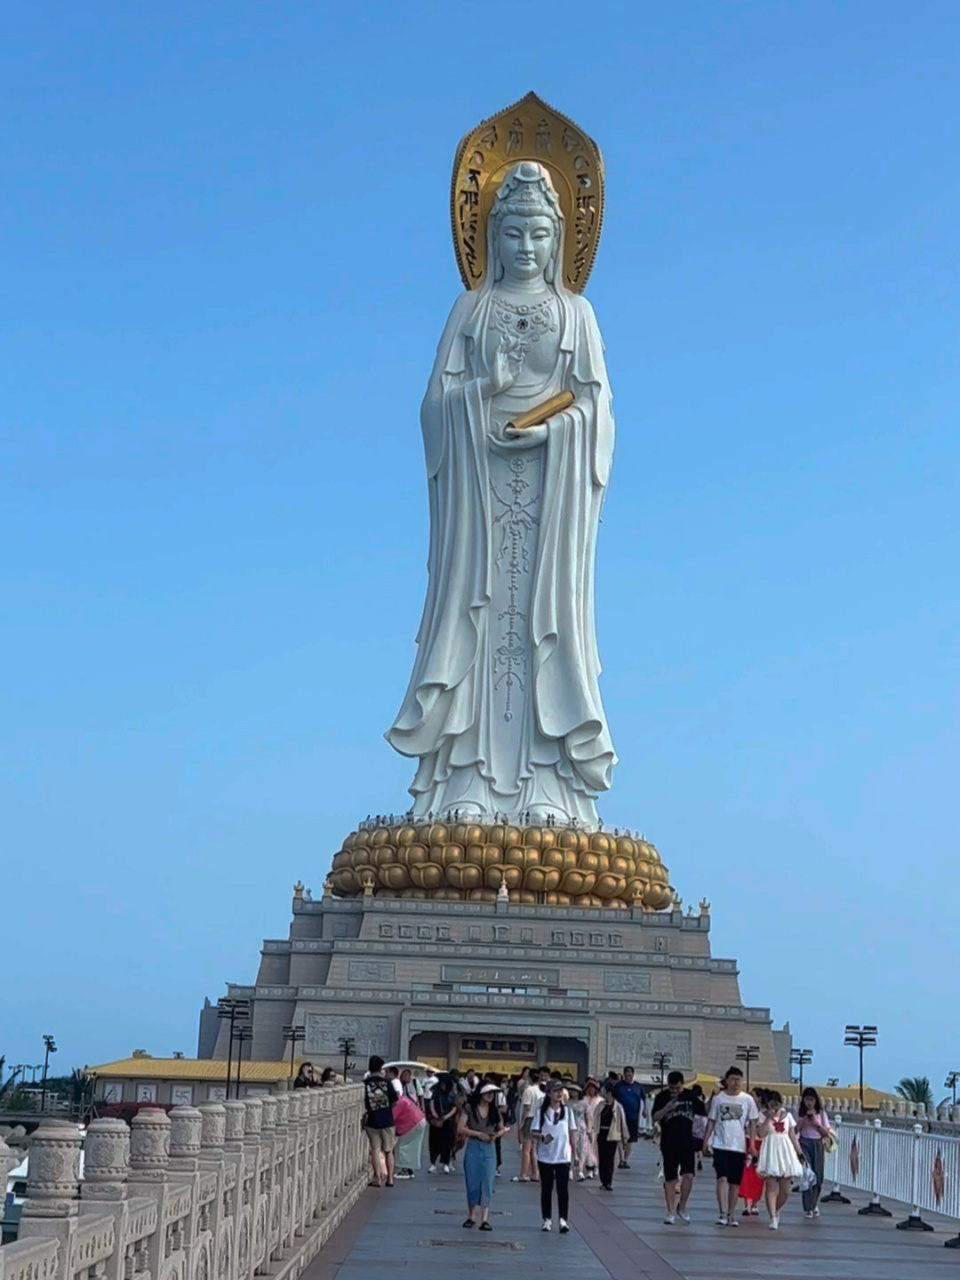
[304, 1135, 960, 1280]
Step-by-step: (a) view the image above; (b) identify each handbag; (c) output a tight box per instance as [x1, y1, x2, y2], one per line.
[798, 1162, 818, 1192]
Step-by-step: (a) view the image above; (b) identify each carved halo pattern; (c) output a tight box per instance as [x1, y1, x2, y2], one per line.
[450, 92, 605, 295]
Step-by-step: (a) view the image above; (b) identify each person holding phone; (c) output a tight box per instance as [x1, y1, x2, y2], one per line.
[531, 1079, 578, 1233]
[651, 1070, 706, 1223]
[458, 1082, 510, 1230]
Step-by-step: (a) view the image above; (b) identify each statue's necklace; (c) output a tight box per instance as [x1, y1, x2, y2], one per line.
[492, 291, 557, 363]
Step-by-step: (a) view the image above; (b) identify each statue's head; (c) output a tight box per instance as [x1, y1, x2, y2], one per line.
[488, 161, 564, 288]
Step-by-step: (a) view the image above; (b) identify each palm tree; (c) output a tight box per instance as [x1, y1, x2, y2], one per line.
[895, 1076, 934, 1107]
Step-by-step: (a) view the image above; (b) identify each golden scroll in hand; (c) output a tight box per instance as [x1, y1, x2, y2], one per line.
[504, 390, 575, 432]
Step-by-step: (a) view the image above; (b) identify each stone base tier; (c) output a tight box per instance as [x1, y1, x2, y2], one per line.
[327, 820, 675, 910]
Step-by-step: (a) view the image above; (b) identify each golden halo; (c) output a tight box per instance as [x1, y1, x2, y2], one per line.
[450, 92, 605, 295]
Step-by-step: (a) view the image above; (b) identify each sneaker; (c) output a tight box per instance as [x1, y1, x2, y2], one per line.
[495, 1169, 501, 1178]
[663, 1214, 676, 1225]
[559, 1219, 570, 1234]
[395, 1171, 412, 1180]
[479, 1221, 492, 1232]
[805, 1211, 814, 1219]
[677, 1211, 691, 1224]
[716, 1214, 728, 1226]
[768, 1217, 779, 1230]
[728, 1217, 739, 1227]
[577, 1171, 586, 1182]
[813, 1207, 820, 1217]
[443, 1165, 451, 1174]
[427, 1165, 437, 1174]
[541, 1219, 552, 1232]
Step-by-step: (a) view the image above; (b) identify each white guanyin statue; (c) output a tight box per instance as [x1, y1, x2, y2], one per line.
[386, 158, 617, 826]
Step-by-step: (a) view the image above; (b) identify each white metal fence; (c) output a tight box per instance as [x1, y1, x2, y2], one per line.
[824, 1116, 960, 1235]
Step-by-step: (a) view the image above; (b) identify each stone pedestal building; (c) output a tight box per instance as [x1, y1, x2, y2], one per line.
[204, 883, 788, 1084]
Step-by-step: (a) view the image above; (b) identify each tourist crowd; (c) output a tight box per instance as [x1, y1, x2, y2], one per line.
[305, 1054, 835, 1237]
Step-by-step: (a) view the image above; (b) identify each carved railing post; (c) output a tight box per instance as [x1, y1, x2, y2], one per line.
[240, 1099, 263, 1280]
[169, 1106, 203, 1174]
[273, 1094, 292, 1253]
[223, 1101, 246, 1154]
[129, 1108, 170, 1186]
[83, 1119, 130, 1202]
[21, 1120, 84, 1221]
[198, 1102, 227, 1157]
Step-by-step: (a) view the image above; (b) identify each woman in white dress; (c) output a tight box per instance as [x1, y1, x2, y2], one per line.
[757, 1090, 806, 1230]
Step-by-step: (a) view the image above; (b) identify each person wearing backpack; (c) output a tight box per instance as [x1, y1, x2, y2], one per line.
[531, 1079, 578, 1233]
[362, 1055, 397, 1188]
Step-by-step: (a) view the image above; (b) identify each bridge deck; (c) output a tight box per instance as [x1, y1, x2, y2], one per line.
[304, 1135, 958, 1280]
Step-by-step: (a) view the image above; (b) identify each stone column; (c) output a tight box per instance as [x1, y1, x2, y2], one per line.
[224, 1101, 247, 1153]
[198, 1102, 227, 1155]
[169, 1106, 203, 1175]
[82, 1119, 130, 1202]
[242, 1098, 264, 1147]
[21, 1120, 84, 1221]
[128, 1108, 170, 1185]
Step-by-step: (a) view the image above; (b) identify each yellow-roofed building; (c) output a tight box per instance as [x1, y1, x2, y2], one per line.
[86, 1051, 302, 1106]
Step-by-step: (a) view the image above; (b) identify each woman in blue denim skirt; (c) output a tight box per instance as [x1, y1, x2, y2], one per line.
[458, 1082, 511, 1229]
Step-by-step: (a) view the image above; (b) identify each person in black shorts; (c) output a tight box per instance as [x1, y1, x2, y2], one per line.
[703, 1066, 761, 1226]
[651, 1070, 706, 1223]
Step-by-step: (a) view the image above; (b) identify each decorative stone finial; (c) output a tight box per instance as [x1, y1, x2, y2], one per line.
[198, 1102, 227, 1150]
[129, 1108, 171, 1184]
[699, 897, 711, 915]
[293, 880, 304, 899]
[21, 1121, 84, 1218]
[82, 1118, 130, 1201]
[223, 1100, 247, 1150]
[168, 1106, 203, 1168]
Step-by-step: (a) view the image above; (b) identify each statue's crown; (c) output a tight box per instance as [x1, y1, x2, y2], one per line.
[496, 160, 556, 217]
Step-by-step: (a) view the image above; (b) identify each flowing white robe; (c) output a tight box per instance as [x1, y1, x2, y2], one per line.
[387, 285, 617, 824]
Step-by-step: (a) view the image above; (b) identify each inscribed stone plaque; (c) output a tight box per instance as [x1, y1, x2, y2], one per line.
[441, 963, 560, 986]
[347, 960, 396, 984]
[305, 1013, 389, 1056]
[603, 970, 652, 994]
[606, 1027, 691, 1068]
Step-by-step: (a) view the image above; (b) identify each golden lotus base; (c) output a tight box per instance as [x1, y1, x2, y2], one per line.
[327, 821, 675, 911]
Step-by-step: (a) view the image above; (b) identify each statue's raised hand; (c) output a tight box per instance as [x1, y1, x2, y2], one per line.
[483, 336, 522, 399]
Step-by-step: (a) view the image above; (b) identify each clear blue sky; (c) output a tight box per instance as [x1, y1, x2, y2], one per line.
[3, 1, 957, 1095]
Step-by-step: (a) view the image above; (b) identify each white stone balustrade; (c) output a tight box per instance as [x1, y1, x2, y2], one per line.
[0, 1086, 366, 1280]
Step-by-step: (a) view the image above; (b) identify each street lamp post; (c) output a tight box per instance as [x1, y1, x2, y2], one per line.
[233, 1027, 253, 1098]
[790, 1048, 813, 1092]
[945, 1072, 960, 1107]
[735, 1044, 760, 1092]
[651, 1052, 671, 1087]
[40, 1036, 57, 1113]
[217, 998, 251, 1100]
[843, 1025, 878, 1110]
[337, 1036, 356, 1082]
[282, 1025, 307, 1080]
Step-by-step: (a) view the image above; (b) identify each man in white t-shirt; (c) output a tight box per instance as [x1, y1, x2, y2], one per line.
[703, 1066, 760, 1226]
[513, 1066, 550, 1183]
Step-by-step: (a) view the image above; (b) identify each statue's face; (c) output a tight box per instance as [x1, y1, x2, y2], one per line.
[496, 214, 555, 283]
